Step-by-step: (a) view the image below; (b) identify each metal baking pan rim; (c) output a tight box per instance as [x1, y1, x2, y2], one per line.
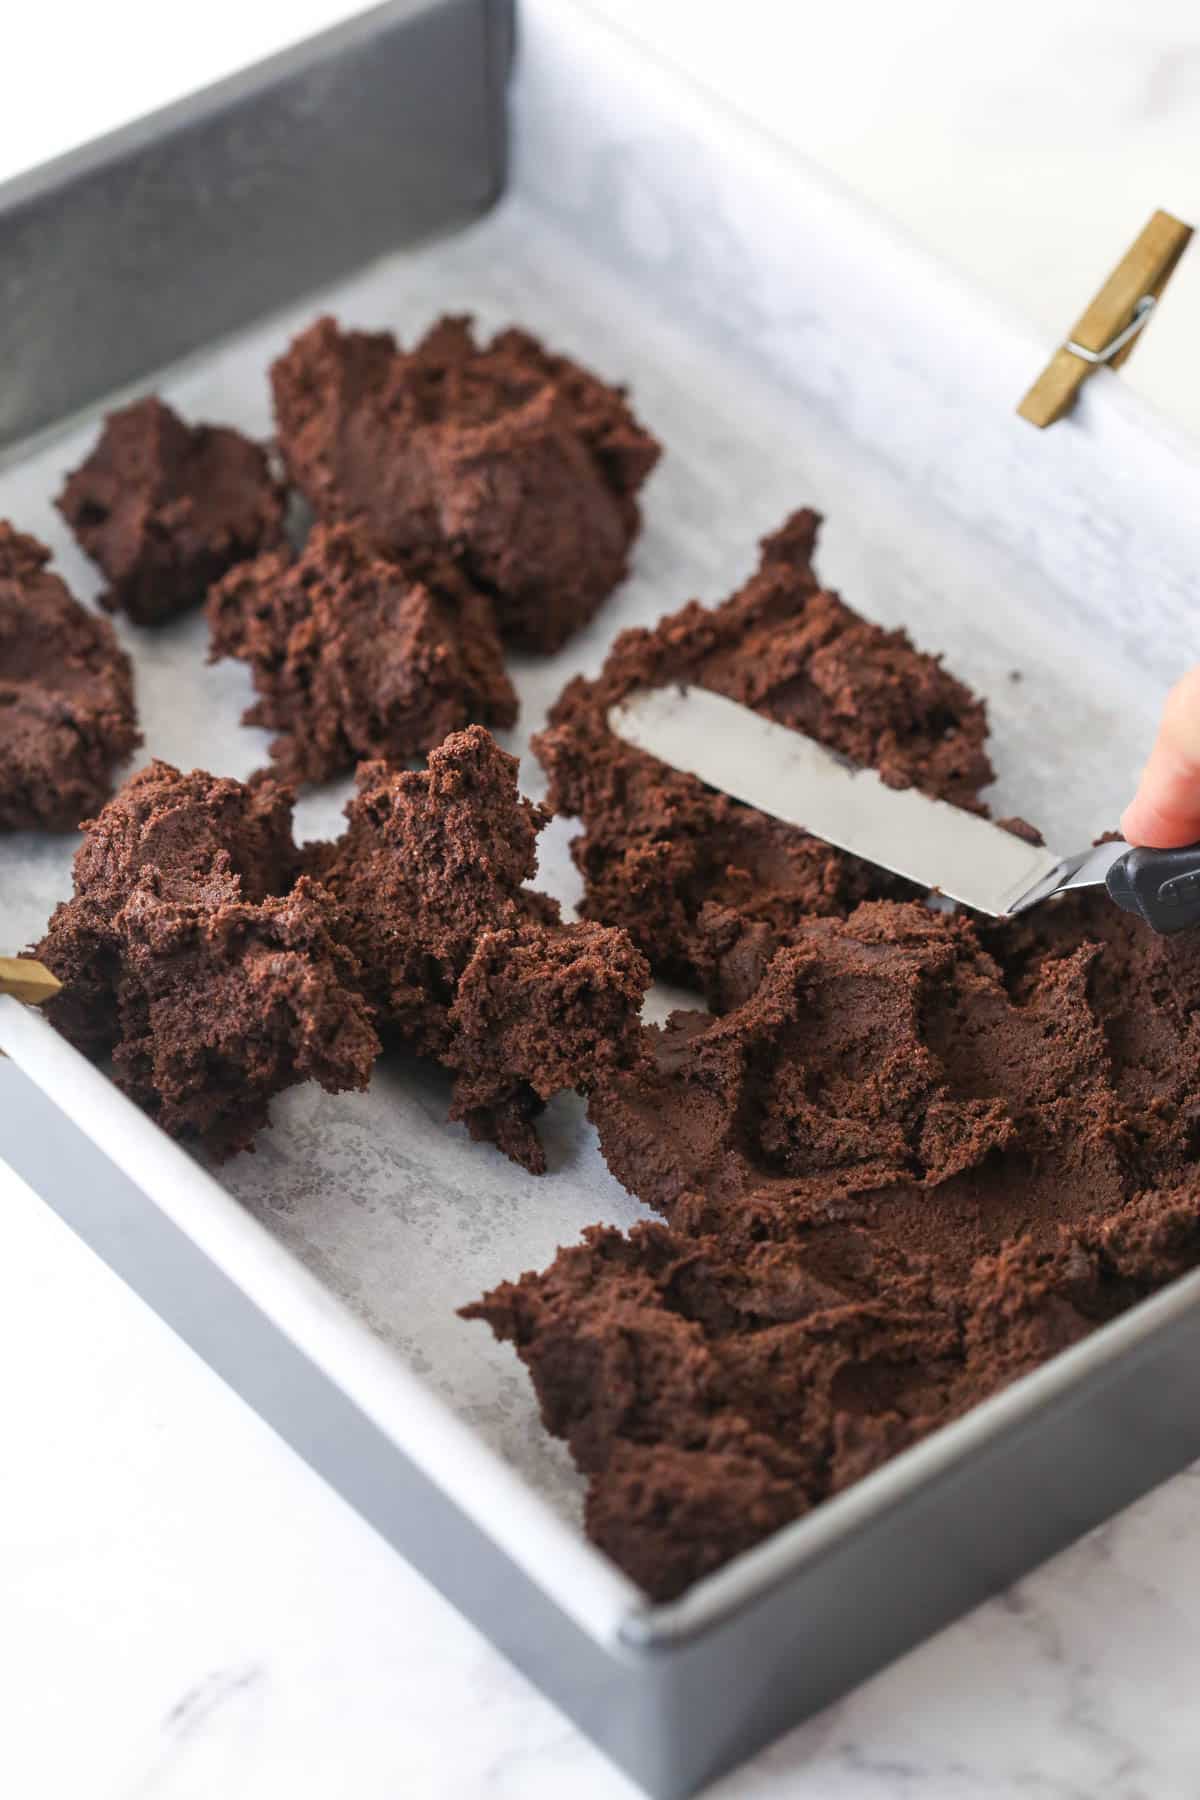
[0, 996, 645, 1649]
[0, 0, 453, 216]
[622, 1259, 1200, 1646]
[8, 976, 1200, 1655]
[0, 0, 511, 449]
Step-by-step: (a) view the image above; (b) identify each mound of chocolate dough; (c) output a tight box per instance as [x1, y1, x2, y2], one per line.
[534, 510, 993, 1001]
[468, 891, 1200, 1599]
[57, 396, 285, 625]
[270, 314, 660, 653]
[36, 760, 379, 1156]
[37, 730, 648, 1170]
[207, 520, 518, 784]
[306, 726, 650, 1172]
[0, 522, 141, 831]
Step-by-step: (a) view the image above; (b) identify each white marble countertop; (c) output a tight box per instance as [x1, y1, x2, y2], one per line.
[6, 6, 1200, 1798]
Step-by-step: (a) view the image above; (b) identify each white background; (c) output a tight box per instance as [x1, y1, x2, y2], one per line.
[5, 5, 1200, 1799]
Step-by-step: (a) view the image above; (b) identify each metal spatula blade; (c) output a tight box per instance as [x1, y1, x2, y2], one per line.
[608, 685, 1127, 918]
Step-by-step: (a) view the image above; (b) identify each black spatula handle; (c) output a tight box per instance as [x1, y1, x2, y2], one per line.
[1106, 842, 1200, 934]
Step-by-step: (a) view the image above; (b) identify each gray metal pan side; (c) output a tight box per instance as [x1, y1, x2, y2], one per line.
[10, 1050, 1200, 1800]
[616, 1290, 1200, 1796]
[0, 0, 514, 449]
[0, 1058, 669, 1790]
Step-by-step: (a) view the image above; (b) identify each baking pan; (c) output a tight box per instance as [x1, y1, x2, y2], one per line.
[3, 3, 1200, 1796]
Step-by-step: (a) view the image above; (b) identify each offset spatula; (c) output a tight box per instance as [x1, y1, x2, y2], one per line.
[609, 686, 1200, 934]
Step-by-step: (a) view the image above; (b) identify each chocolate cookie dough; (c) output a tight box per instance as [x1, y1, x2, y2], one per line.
[468, 892, 1200, 1599]
[0, 522, 141, 831]
[37, 760, 378, 1156]
[589, 902, 1125, 1263]
[534, 510, 993, 1000]
[57, 396, 285, 624]
[306, 726, 650, 1171]
[207, 521, 518, 784]
[36, 730, 647, 1168]
[270, 314, 660, 652]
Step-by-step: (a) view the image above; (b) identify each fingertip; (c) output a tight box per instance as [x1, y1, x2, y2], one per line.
[1122, 666, 1200, 848]
[1162, 665, 1200, 750]
[1120, 795, 1200, 849]
[1119, 801, 1150, 846]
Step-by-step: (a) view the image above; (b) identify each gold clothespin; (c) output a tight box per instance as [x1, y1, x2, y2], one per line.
[0, 957, 61, 1005]
[1017, 209, 1193, 428]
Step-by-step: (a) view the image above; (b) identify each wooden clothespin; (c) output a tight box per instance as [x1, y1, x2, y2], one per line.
[0, 957, 61, 1005]
[1018, 209, 1193, 428]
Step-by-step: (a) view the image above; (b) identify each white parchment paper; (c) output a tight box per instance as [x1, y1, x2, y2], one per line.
[0, 195, 1166, 1524]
